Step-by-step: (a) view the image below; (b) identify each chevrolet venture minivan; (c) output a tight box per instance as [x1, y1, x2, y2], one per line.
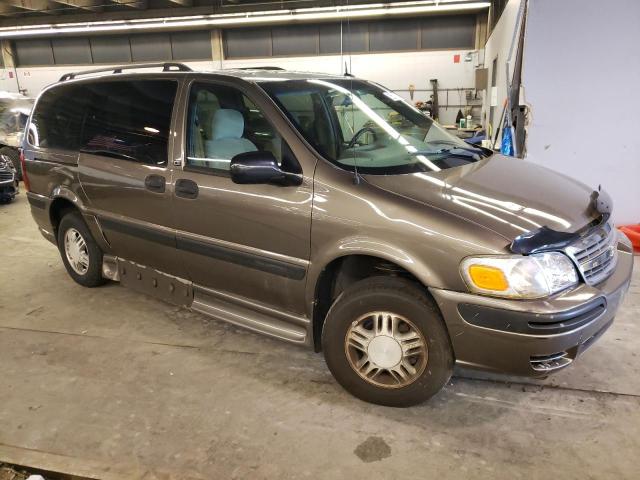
[23, 63, 633, 406]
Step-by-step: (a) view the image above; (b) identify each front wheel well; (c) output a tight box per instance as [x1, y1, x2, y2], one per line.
[49, 197, 79, 238]
[312, 255, 425, 352]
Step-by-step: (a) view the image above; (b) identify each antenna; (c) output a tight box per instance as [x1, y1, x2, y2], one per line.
[345, 0, 360, 185]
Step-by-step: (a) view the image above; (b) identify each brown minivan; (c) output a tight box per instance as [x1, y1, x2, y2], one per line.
[23, 63, 634, 406]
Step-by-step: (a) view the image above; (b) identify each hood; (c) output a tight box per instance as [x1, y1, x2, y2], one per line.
[363, 154, 599, 242]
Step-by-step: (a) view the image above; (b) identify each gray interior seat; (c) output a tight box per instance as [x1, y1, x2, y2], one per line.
[203, 109, 257, 170]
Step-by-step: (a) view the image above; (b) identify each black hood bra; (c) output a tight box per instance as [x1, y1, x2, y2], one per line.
[510, 187, 613, 255]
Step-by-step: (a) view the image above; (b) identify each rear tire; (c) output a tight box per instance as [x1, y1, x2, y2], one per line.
[0, 147, 21, 180]
[322, 277, 453, 407]
[57, 211, 107, 287]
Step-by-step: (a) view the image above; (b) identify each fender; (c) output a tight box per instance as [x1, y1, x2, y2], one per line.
[50, 184, 83, 209]
[305, 234, 451, 317]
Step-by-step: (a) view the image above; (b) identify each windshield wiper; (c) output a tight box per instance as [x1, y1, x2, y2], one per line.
[423, 140, 489, 157]
[411, 147, 483, 161]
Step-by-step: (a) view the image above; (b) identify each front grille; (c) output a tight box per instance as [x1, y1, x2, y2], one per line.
[0, 170, 14, 181]
[565, 222, 618, 285]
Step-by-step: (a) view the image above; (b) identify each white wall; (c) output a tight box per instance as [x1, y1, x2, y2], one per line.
[0, 69, 20, 93]
[223, 50, 479, 125]
[481, 0, 522, 136]
[0, 49, 479, 125]
[523, 0, 640, 224]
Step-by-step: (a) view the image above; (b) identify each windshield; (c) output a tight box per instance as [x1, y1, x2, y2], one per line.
[260, 78, 488, 174]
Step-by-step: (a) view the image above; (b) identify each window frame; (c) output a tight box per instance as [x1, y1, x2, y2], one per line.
[181, 78, 297, 178]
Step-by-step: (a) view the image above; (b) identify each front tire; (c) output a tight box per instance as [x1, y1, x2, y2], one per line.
[322, 277, 453, 407]
[57, 211, 107, 287]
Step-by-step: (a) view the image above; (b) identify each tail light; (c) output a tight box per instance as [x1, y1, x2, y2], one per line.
[19, 148, 30, 192]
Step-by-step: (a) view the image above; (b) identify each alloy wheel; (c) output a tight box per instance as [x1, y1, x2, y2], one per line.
[344, 311, 428, 389]
[64, 228, 90, 275]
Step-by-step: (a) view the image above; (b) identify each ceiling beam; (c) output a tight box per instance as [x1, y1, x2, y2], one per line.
[49, 0, 103, 12]
[110, 0, 148, 9]
[7, 0, 57, 14]
[0, 5, 20, 17]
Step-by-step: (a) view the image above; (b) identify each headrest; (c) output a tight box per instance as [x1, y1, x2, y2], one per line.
[211, 109, 245, 141]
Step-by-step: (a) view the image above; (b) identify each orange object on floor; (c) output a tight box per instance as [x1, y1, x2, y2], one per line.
[619, 225, 640, 253]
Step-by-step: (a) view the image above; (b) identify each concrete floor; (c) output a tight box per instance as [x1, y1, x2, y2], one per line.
[1, 192, 639, 480]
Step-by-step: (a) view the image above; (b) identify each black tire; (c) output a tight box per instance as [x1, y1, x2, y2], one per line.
[57, 210, 108, 287]
[0, 147, 21, 180]
[322, 277, 454, 407]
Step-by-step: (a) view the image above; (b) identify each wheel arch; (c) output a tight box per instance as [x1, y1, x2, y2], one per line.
[309, 248, 448, 352]
[49, 189, 82, 238]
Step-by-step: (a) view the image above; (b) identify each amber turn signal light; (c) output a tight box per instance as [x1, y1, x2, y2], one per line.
[467, 265, 509, 291]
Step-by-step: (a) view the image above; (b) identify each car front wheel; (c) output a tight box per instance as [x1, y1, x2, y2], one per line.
[322, 276, 454, 407]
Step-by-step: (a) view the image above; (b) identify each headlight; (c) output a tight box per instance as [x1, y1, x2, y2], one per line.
[460, 252, 578, 299]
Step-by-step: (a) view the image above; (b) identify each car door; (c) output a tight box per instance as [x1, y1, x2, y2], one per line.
[77, 78, 185, 276]
[172, 79, 314, 315]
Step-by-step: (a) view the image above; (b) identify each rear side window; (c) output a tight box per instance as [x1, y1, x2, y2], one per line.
[80, 80, 177, 165]
[29, 85, 86, 150]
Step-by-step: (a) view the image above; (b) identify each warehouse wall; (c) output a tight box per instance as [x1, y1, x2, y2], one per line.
[0, 14, 484, 125]
[523, 0, 640, 224]
[0, 49, 479, 125]
[0, 69, 19, 94]
[224, 50, 480, 124]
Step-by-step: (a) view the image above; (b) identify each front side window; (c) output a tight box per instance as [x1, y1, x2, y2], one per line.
[80, 80, 177, 165]
[186, 82, 286, 173]
[261, 79, 489, 175]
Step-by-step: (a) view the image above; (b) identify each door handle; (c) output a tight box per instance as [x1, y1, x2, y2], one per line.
[175, 178, 199, 199]
[144, 174, 166, 193]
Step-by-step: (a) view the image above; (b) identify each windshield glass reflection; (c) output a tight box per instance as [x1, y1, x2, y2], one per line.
[260, 78, 488, 175]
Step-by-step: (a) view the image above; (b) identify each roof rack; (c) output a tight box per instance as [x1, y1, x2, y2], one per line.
[59, 62, 192, 82]
[237, 66, 285, 71]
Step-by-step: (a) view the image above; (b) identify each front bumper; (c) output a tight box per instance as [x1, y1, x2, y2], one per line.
[430, 240, 634, 377]
[0, 177, 17, 199]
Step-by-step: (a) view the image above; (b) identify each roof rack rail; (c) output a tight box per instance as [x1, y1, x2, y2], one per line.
[59, 62, 192, 82]
[237, 66, 285, 71]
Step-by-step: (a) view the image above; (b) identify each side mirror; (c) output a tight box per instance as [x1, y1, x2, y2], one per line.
[230, 151, 302, 186]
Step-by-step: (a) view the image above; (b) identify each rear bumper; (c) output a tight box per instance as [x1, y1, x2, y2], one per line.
[430, 243, 634, 377]
[26, 191, 56, 244]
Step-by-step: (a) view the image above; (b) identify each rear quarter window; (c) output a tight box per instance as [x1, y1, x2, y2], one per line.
[29, 84, 87, 150]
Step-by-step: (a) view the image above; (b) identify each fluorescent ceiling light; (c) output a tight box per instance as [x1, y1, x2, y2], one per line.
[0, 1, 490, 39]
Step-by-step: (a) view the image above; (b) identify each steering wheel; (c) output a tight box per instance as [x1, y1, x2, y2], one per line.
[346, 127, 377, 149]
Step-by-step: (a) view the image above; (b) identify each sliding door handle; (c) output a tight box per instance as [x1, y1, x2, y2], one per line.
[175, 178, 199, 199]
[144, 174, 166, 193]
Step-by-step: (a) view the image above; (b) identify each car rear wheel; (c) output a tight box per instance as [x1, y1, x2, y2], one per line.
[322, 276, 453, 407]
[57, 211, 107, 287]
